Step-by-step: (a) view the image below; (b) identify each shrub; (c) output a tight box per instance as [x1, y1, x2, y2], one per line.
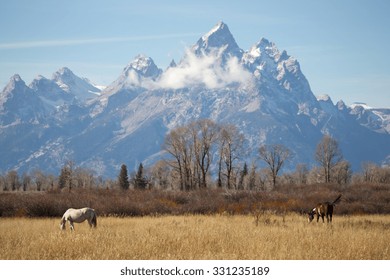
[0, 182, 389, 217]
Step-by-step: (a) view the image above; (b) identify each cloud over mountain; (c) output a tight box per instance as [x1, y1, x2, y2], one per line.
[157, 48, 254, 89]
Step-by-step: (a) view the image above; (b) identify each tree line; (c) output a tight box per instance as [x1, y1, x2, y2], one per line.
[1, 119, 390, 192]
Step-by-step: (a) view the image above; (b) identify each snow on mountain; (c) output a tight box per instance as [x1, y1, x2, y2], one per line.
[0, 22, 389, 177]
[242, 37, 319, 120]
[103, 55, 162, 95]
[317, 94, 339, 115]
[350, 103, 390, 134]
[52, 67, 101, 101]
[0, 75, 48, 126]
[192, 21, 243, 60]
[155, 22, 253, 90]
[29, 75, 74, 107]
[0, 67, 102, 125]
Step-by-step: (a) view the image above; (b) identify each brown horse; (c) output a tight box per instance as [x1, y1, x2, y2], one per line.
[308, 195, 341, 223]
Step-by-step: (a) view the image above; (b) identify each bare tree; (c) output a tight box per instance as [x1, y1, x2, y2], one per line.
[244, 162, 258, 190]
[32, 169, 46, 191]
[150, 160, 170, 189]
[71, 167, 94, 189]
[164, 125, 194, 190]
[333, 160, 352, 185]
[33, 171, 56, 191]
[6, 170, 20, 191]
[295, 163, 308, 185]
[190, 120, 219, 189]
[259, 144, 292, 187]
[361, 162, 377, 183]
[217, 124, 245, 189]
[315, 135, 343, 183]
[21, 172, 31, 191]
[0, 175, 5, 191]
[361, 162, 390, 184]
[164, 119, 219, 190]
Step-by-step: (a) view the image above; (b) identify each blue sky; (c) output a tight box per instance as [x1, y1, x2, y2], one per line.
[1, 0, 389, 108]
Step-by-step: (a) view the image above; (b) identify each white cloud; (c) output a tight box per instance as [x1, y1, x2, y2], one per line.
[0, 33, 200, 50]
[156, 48, 254, 89]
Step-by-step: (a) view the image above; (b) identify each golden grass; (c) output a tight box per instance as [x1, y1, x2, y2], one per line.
[0, 214, 389, 260]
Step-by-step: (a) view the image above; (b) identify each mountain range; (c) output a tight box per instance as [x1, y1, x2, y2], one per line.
[1, 21, 389, 177]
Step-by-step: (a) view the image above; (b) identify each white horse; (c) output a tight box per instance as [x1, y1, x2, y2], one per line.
[60, 207, 97, 231]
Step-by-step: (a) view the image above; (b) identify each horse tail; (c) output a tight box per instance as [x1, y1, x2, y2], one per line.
[332, 194, 342, 206]
[91, 211, 97, 228]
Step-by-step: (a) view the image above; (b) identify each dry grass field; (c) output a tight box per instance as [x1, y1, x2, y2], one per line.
[0, 213, 389, 260]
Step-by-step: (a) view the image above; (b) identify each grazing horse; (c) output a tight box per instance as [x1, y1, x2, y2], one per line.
[60, 207, 97, 231]
[308, 195, 342, 223]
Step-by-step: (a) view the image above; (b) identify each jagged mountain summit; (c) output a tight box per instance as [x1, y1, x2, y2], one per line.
[51, 67, 101, 101]
[0, 74, 47, 126]
[349, 103, 390, 134]
[192, 21, 243, 60]
[104, 55, 162, 95]
[1, 22, 389, 177]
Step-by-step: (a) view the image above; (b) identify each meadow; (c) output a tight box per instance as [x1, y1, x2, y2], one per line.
[0, 213, 389, 260]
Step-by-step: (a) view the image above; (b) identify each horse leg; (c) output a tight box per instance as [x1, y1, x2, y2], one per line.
[321, 214, 325, 223]
[69, 221, 75, 231]
[92, 213, 97, 228]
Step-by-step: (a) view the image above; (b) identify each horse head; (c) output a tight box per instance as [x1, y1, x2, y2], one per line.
[307, 208, 316, 223]
[60, 219, 66, 230]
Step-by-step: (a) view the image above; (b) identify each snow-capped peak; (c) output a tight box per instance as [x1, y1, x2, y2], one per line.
[124, 55, 162, 79]
[10, 74, 23, 83]
[251, 38, 271, 53]
[102, 55, 162, 94]
[2, 74, 27, 95]
[192, 21, 243, 59]
[202, 21, 228, 41]
[51, 67, 101, 101]
[52, 67, 77, 90]
[34, 75, 46, 81]
[29, 75, 50, 91]
[55, 66, 73, 77]
[336, 100, 347, 111]
[248, 38, 288, 63]
[317, 94, 332, 103]
[350, 102, 373, 110]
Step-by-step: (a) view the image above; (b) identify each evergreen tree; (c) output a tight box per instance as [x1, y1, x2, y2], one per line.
[238, 162, 248, 189]
[133, 163, 148, 190]
[118, 164, 130, 190]
[58, 165, 71, 189]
